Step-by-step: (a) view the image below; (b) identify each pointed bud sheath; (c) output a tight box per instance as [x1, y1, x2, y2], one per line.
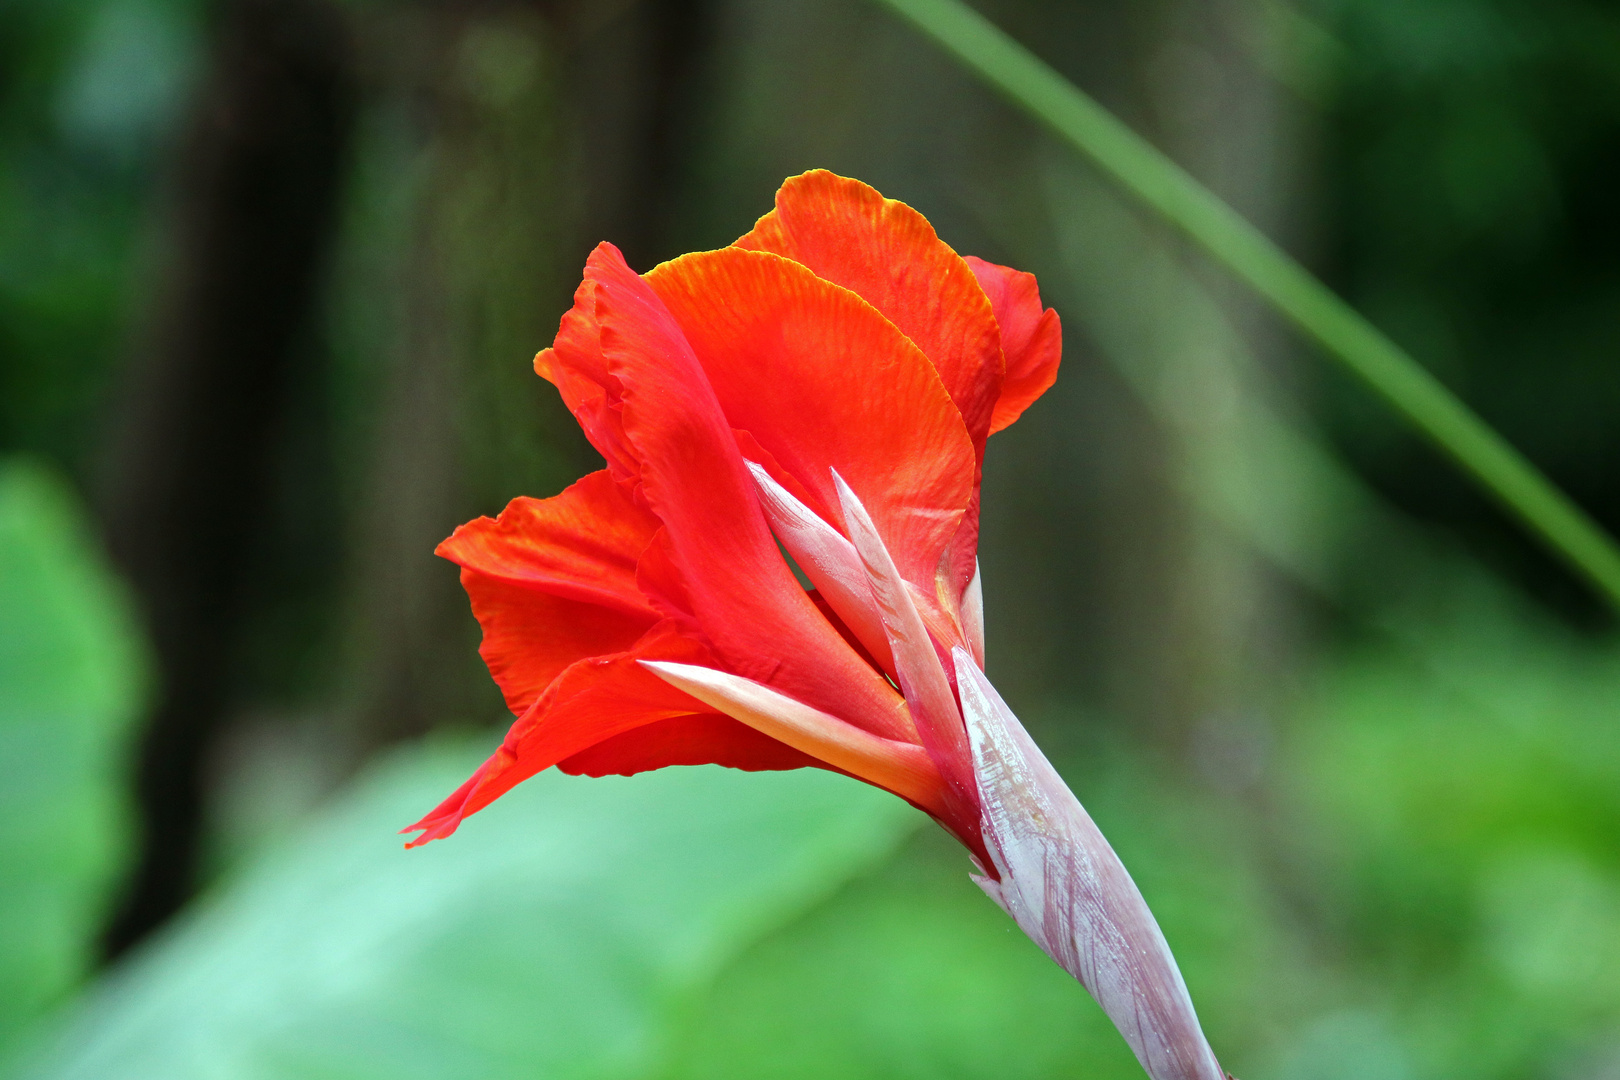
[953, 648, 1225, 1080]
[832, 471, 982, 834]
[745, 461, 897, 675]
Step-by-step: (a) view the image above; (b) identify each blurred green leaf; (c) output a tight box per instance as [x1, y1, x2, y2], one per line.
[657, 835, 1127, 1080]
[0, 458, 144, 1062]
[1281, 589, 1620, 1077]
[661, 828, 1139, 1080]
[9, 747, 919, 1080]
[663, 737, 1327, 1080]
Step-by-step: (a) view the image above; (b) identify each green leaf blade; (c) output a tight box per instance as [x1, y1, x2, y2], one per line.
[10, 745, 920, 1080]
[0, 460, 147, 1063]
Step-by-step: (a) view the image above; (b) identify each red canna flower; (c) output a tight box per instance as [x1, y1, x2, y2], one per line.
[407, 171, 1225, 1080]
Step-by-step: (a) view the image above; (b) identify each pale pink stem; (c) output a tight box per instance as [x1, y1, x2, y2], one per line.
[954, 648, 1226, 1080]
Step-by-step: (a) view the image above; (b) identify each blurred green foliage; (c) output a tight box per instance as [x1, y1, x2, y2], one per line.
[0, 460, 144, 1062]
[9, 750, 920, 1080]
[1320, 0, 1620, 616]
[1279, 585, 1620, 1079]
[661, 751, 1314, 1080]
[0, 0, 198, 477]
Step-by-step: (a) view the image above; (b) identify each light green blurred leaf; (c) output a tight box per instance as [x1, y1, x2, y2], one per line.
[0, 459, 145, 1061]
[1280, 589, 1620, 1077]
[10, 746, 920, 1080]
[660, 829, 1139, 1080]
[664, 736, 1325, 1080]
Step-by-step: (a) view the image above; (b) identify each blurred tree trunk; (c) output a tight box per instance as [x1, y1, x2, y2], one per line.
[1045, 0, 1305, 772]
[991, 0, 1306, 779]
[339, 0, 719, 749]
[96, 0, 356, 957]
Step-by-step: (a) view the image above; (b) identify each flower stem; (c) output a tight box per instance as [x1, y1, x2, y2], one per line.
[875, 0, 1620, 613]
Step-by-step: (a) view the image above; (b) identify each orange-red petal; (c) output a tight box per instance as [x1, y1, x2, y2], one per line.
[584, 243, 914, 744]
[536, 279, 640, 486]
[645, 247, 975, 611]
[458, 574, 655, 717]
[435, 471, 662, 715]
[736, 170, 1004, 456]
[404, 620, 719, 845]
[437, 471, 659, 615]
[965, 256, 1062, 434]
[558, 713, 821, 776]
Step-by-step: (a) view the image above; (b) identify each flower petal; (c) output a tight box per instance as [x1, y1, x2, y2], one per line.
[954, 648, 1225, 1080]
[456, 574, 656, 718]
[558, 713, 821, 776]
[737, 170, 1004, 455]
[436, 471, 662, 715]
[404, 620, 719, 846]
[642, 661, 947, 817]
[437, 471, 659, 616]
[729, 428, 819, 512]
[535, 278, 640, 486]
[644, 246, 975, 609]
[585, 243, 913, 744]
[964, 256, 1062, 434]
